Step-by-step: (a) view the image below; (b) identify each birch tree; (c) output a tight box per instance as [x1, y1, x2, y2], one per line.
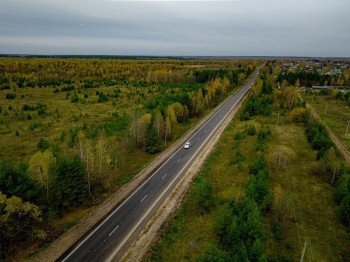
[28, 150, 55, 203]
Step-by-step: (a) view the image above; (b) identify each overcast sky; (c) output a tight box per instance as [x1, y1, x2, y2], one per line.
[0, 0, 349, 57]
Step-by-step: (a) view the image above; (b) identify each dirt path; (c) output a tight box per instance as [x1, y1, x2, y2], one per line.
[307, 103, 350, 163]
[121, 93, 248, 262]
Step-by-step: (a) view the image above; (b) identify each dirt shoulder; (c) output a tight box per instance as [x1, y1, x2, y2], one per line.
[120, 92, 249, 262]
[307, 103, 350, 163]
[34, 89, 241, 262]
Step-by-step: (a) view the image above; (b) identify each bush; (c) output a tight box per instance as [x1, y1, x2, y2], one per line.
[246, 170, 270, 208]
[234, 131, 246, 140]
[98, 92, 108, 102]
[192, 176, 214, 212]
[29, 122, 42, 131]
[22, 104, 37, 111]
[249, 156, 267, 175]
[285, 239, 293, 249]
[37, 138, 50, 151]
[239, 95, 272, 121]
[0, 163, 45, 207]
[339, 194, 350, 225]
[257, 128, 271, 146]
[71, 94, 79, 103]
[232, 149, 245, 165]
[335, 177, 350, 204]
[272, 220, 282, 241]
[197, 244, 230, 262]
[6, 93, 16, 100]
[288, 107, 308, 123]
[267, 145, 296, 171]
[37, 103, 46, 117]
[305, 121, 333, 159]
[246, 124, 256, 136]
[215, 199, 266, 260]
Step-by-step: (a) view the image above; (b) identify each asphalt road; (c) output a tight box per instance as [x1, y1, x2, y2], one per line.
[61, 65, 263, 262]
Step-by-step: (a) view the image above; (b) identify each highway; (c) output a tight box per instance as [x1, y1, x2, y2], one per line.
[61, 65, 263, 262]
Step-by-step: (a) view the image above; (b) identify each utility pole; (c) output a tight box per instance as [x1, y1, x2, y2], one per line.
[300, 241, 308, 262]
[276, 111, 280, 127]
[331, 167, 337, 186]
[346, 120, 350, 135]
[324, 102, 328, 114]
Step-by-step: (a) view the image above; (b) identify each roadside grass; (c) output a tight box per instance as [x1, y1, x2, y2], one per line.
[303, 92, 350, 150]
[147, 97, 349, 261]
[266, 122, 348, 261]
[147, 117, 259, 261]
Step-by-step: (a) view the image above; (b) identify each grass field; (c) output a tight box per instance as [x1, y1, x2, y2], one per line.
[302, 90, 350, 151]
[147, 95, 349, 261]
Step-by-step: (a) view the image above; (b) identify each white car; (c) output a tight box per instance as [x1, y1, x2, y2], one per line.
[184, 141, 191, 149]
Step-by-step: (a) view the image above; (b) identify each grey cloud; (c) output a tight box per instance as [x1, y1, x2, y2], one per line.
[0, 0, 349, 56]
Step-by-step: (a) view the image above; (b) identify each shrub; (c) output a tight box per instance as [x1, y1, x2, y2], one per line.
[98, 92, 108, 102]
[192, 176, 213, 212]
[339, 195, 350, 225]
[246, 124, 256, 136]
[288, 107, 307, 123]
[22, 104, 37, 111]
[232, 149, 245, 165]
[239, 95, 272, 121]
[267, 145, 296, 171]
[37, 103, 46, 117]
[335, 177, 350, 204]
[29, 122, 42, 131]
[272, 220, 282, 241]
[305, 121, 333, 159]
[197, 244, 230, 262]
[37, 138, 50, 151]
[71, 94, 79, 103]
[234, 131, 246, 141]
[6, 93, 16, 100]
[285, 239, 293, 249]
[249, 156, 267, 175]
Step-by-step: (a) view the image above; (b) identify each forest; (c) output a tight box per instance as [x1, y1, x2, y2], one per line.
[0, 57, 258, 260]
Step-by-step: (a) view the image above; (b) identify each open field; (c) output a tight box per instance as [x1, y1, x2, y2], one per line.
[147, 89, 349, 261]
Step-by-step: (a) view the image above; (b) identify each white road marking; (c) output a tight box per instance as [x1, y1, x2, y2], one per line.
[64, 66, 263, 262]
[162, 173, 168, 180]
[177, 158, 181, 163]
[109, 225, 120, 237]
[140, 195, 148, 203]
[105, 66, 260, 261]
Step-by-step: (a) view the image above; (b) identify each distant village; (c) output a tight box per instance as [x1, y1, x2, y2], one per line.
[271, 59, 350, 90]
[276, 60, 349, 75]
